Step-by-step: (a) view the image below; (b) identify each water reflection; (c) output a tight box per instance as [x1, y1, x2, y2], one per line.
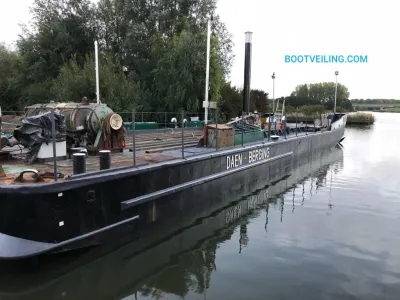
[133, 148, 344, 300]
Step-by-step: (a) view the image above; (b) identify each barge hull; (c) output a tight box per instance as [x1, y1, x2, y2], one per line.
[0, 145, 344, 297]
[0, 117, 346, 259]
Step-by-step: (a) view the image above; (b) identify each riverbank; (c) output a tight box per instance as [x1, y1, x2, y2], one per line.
[383, 107, 400, 113]
[346, 112, 375, 125]
[356, 108, 400, 113]
[284, 111, 374, 126]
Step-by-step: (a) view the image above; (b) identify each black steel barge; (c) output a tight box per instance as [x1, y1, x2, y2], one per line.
[0, 31, 347, 260]
[0, 112, 346, 260]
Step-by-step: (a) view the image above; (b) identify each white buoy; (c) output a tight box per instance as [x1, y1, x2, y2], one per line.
[171, 117, 177, 128]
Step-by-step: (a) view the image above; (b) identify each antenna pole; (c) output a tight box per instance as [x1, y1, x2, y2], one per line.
[243, 32, 253, 115]
[334, 71, 339, 113]
[271, 72, 275, 112]
[95, 41, 100, 104]
[204, 19, 211, 124]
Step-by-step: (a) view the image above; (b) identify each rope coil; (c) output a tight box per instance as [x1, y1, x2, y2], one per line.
[102, 113, 125, 149]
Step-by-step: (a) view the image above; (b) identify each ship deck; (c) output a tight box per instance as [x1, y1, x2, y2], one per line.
[0, 125, 323, 185]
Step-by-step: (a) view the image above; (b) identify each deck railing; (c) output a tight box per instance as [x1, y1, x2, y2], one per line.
[0, 108, 331, 180]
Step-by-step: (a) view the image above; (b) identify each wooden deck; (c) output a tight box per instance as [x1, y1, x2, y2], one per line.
[0, 129, 203, 185]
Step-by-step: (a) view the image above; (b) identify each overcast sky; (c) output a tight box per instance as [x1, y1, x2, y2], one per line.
[1, 0, 399, 99]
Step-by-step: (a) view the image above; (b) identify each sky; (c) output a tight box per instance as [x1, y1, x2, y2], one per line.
[1, 0, 399, 99]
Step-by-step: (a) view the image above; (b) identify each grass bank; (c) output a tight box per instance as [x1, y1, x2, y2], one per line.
[383, 107, 400, 113]
[347, 112, 375, 125]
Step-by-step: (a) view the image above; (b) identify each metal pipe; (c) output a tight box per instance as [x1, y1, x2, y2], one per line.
[51, 109, 58, 181]
[295, 107, 298, 136]
[66, 106, 102, 132]
[321, 114, 324, 129]
[313, 115, 316, 133]
[241, 111, 244, 146]
[181, 111, 184, 159]
[26, 105, 102, 135]
[243, 32, 253, 115]
[334, 71, 339, 114]
[95, 41, 100, 104]
[215, 108, 219, 150]
[132, 112, 136, 166]
[73, 153, 86, 174]
[204, 19, 211, 125]
[284, 120, 287, 139]
[268, 116, 271, 141]
[305, 118, 308, 135]
[99, 150, 111, 170]
[271, 73, 275, 113]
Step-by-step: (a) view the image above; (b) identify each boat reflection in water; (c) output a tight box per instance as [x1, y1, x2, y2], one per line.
[0, 146, 343, 300]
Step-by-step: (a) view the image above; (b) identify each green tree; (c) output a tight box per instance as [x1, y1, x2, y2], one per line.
[17, 0, 97, 103]
[219, 81, 242, 120]
[1, 0, 235, 115]
[151, 25, 224, 113]
[52, 53, 143, 111]
[0, 44, 23, 111]
[291, 82, 350, 109]
[250, 89, 269, 114]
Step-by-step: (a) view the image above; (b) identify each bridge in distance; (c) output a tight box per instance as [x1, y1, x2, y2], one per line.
[352, 103, 400, 110]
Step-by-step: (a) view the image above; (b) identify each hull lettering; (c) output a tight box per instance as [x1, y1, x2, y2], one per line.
[249, 148, 270, 164]
[225, 147, 271, 170]
[227, 153, 243, 170]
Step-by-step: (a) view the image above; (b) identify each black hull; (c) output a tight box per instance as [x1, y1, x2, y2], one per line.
[0, 120, 346, 259]
[0, 145, 344, 298]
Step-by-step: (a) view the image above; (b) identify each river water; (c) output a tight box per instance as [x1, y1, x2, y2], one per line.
[3, 112, 400, 300]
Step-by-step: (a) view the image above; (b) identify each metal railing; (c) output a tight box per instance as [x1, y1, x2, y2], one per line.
[264, 109, 330, 141]
[1, 108, 331, 182]
[129, 109, 220, 165]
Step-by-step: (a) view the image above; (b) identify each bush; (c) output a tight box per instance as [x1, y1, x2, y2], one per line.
[299, 105, 325, 116]
[52, 53, 144, 112]
[347, 112, 375, 124]
[284, 106, 296, 114]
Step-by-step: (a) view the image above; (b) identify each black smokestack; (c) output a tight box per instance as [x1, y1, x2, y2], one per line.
[243, 31, 253, 115]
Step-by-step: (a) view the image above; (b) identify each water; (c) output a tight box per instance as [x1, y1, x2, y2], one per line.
[2, 112, 400, 300]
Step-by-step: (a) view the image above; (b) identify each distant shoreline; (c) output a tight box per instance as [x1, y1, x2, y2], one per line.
[356, 110, 400, 114]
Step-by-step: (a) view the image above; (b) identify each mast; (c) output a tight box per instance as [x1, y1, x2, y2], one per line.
[334, 71, 339, 113]
[204, 19, 211, 124]
[95, 41, 100, 104]
[243, 32, 253, 115]
[271, 72, 275, 112]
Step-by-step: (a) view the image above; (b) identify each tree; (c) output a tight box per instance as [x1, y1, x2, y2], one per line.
[16, 0, 97, 103]
[93, 0, 233, 114]
[1, 0, 236, 116]
[250, 89, 269, 114]
[290, 82, 350, 109]
[151, 25, 224, 113]
[52, 53, 144, 111]
[219, 81, 242, 120]
[0, 44, 23, 111]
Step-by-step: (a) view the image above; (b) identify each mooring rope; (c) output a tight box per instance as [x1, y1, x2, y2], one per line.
[102, 113, 125, 148]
